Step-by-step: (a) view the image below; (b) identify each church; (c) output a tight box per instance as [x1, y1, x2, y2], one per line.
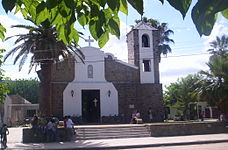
[46, 22, 164, 123]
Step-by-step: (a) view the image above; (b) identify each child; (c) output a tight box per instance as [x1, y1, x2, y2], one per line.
[1, 124, 9, 148]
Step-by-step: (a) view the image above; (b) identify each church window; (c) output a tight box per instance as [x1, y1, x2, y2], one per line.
[88, 65, 93, 78]
[142, 34, 150, 47]
[142, 60, 151, 72]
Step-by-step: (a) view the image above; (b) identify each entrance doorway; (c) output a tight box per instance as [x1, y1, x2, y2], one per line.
[82, 90, 100, 123]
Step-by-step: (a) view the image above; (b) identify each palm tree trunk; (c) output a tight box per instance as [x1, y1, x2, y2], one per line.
[37, 63, 53, 116]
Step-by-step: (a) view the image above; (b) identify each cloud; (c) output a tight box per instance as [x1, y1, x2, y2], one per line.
[102, 21, 131, 62]
[2, 63, 38, 80]
[202, 17, 228, 52]
[160, 54, 210, 86]
[0, 15, 28, 51]
[160, 17, 228, 87]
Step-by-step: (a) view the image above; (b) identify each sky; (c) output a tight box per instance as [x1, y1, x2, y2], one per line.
[0, 0, 228, 89]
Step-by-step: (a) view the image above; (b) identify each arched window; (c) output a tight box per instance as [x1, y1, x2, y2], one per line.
[88, 65, 93, 78]
[142, 34, 150, 47]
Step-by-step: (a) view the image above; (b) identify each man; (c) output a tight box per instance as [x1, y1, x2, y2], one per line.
[1, 124, 9, 148]
[148, 107, 153, 122]
[66, 116, 74, 141]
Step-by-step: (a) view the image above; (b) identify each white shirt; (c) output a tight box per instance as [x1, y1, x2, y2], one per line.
[66, 119, 74, 128]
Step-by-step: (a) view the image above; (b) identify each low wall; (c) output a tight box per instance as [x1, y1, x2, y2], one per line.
[147, 122, 228, 137]
[23, 122, 228, 143]
[23, 127, 70, 143]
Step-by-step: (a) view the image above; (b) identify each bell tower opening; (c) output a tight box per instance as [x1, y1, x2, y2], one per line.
[142, 59, 151, 72]
[142, 34, 150, 47]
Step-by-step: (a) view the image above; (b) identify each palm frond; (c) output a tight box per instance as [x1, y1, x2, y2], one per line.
[19, 50, 29, 71]
[3, 44, 25, 62]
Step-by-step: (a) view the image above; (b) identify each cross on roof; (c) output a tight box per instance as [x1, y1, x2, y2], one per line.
[85, 36, 94, 47]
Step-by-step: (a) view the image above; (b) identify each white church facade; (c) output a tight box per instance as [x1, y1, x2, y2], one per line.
[63, 47, 119, 122]
[41, 22, 164, 123]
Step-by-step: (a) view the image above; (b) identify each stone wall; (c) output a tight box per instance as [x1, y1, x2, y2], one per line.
[105, 56, 163, 123]
[152, 30, 161, 84]
[23, 127, 70, 143]
[50, 59, 75, 117]
[137, 84, 164, 122]
[127, 29, 139, 67]
[147, 122, 228, 137]
[23, 122, 228, 143]
[105, 55, 139, 83]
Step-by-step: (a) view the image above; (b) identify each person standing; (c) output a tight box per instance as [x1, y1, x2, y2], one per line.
[148, 107, 153, 122]
[1, 124, 9, 149]
[200, 111, 205, 121]
[131, 110, 137, 124]
[47, 118, 53, 142]
[31, 115, 39, 136]
[66, 116, 74, 141]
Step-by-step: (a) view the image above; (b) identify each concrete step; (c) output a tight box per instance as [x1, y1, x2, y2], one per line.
[75, 125, 151, 139]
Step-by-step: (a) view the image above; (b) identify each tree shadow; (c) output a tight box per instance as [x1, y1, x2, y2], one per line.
[9, 140, 108, 149]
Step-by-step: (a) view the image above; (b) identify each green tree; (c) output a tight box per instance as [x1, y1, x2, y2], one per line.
[0, 23, 6, 41]
[1, 0, 143, 47]
[135, 17, 174, 59]
[4, 20, 84, 115]
[7, 79, 39, 104]
[195, 35, 228, 114]
[0, 49, 8, 103]
[164, 74, 202, 119]
[157, 22, 174, 56]
[208, 35, 228, 57]
[1, 0, 227, 45]
[135, 17, 160, 28]
[197, 55, 228, 113]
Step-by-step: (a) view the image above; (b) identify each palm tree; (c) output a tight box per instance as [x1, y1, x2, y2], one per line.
[208, 34, 228, 57]
[4, 20, 84, 115]
[197, 55, 228, 113]
[135, 17, 174, 60]
[157, 23, 174, 56]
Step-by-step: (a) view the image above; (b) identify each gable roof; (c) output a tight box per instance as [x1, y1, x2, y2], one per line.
[133, 21, 158, 31]
[105, 53, 138, 69]
[8, 94, 31, 104]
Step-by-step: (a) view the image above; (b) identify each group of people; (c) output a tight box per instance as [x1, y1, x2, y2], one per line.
[131, 107, 154, 124]
[31, 115, 75, 142]
[31, 115, 58, 142]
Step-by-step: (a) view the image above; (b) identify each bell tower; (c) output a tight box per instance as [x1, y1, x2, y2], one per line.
[127, 22, 160, 84]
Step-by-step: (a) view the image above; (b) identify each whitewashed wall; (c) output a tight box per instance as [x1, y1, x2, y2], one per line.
[63, 82, 118, 116]
[138, 29, 155, 84]
[63, 46, 118, 117]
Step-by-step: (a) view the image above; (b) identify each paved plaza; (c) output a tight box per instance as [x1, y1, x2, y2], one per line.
[5, 127, 228, 149]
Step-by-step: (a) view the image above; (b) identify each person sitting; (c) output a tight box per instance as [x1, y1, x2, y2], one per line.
[136, 110, 140, 119]
[135, 110, 143, 124]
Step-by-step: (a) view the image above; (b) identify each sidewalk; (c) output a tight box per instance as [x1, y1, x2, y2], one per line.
[7, 128, 228, 149]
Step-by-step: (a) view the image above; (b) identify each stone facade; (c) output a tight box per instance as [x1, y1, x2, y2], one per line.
[148, 122, 228, 136]
[47, 59, 75, 117]
[127, 29, 139, 67]
[105, 54, 163, 122]
[43, 22, 164, 123]
[152, 30, 161, 84]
